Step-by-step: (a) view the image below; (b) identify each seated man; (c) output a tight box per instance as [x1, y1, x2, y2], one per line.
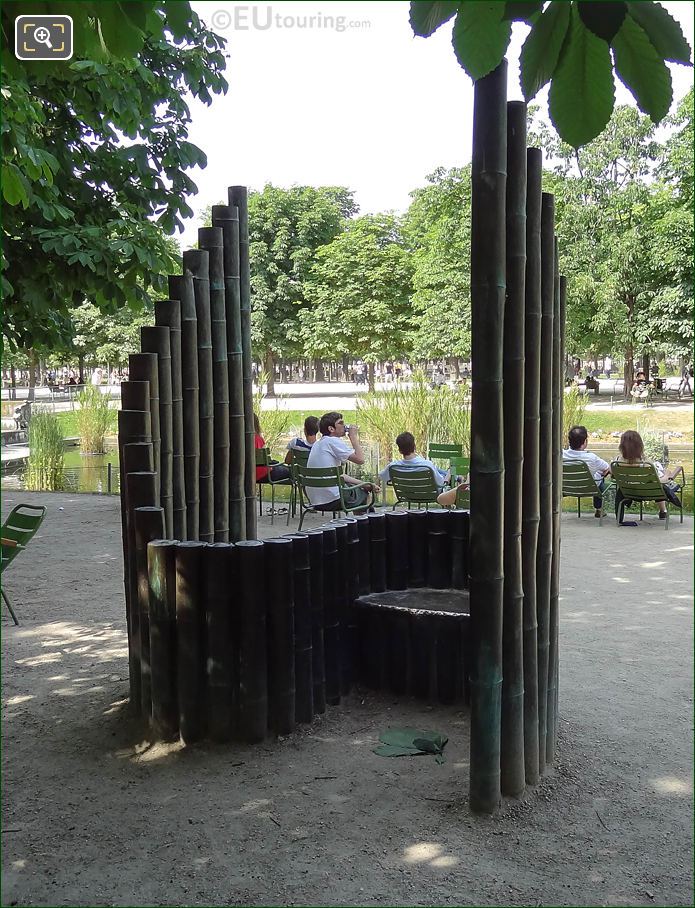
[284, 415, 319, 463]
[379, 431, 449, 489]
[563, 425, 611, 517]
[306, 412, 378, 512]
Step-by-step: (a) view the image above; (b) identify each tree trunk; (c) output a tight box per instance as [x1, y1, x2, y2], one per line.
[78, 354, 85, 385]
[28, 350, 37, 402]
[314, 358, 325, 383]
[10, 366, 16, 400]
[265, 350, 275, 397]
[642, 349, 650, 381]
[452, 357, 461, 379]
[623, 345, 634, 399]
[367, 362, 375, 392]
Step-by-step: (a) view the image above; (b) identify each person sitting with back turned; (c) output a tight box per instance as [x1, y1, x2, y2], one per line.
[306, 411, 378, 512]
[615, 429, 684, 522]
[563, 424, 611, 518]
[284, 415, 319, 464]
[379, 431, 449, 489]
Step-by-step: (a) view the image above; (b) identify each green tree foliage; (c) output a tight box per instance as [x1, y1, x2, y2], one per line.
[410, 1, 692, 146]
[533, 101, 693, 390]
[247, 184, 357, 389]
[403, 166, 472, 360]
[644, 88, 694, 357]
[299, 214, 414, 385]
[1, 1, 227, 350]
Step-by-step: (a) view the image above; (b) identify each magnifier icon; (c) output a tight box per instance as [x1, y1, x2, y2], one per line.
[33, 26, 53, 49]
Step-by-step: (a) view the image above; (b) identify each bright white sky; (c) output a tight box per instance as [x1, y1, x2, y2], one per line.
[182, 0, 695, 247]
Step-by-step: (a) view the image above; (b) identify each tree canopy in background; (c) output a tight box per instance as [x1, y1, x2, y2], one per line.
[410, 1, 692, 146]
[300, 214, 414, 382]
[246, 185, 357, 392]
[1, 1, 227, 351]
[403, 166, 472, 361]
[532, 93, 693, 386]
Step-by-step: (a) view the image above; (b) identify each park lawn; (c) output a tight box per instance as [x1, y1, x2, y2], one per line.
[582, 408, 693, 439]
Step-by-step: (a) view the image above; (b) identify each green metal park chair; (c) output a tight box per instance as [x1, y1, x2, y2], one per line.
[449, 455, 470, 484]
[610, 461, 682, 529]
[295, 465, 375, 531]
[562, 460, 606, 525]
[255, 447, 292, 526]
[428, 442, 463, 466]
[388, 465, 441, 510]
[1, 503, 47, 625]
[287, 447, 310, 526]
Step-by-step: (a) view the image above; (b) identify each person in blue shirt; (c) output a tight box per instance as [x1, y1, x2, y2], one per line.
[379, 432, 449, 488]
[284, 415, 319, 463]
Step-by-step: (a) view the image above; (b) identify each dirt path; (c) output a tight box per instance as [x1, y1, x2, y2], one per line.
[2, 492, 692, 907]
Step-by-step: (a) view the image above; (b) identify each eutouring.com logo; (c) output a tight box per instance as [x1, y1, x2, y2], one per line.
[211, 7, 371, 33]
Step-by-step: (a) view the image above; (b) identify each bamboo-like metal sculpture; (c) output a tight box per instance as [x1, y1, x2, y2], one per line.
[212, 204, 246, 542]
[521, 147, 543, 787]
[140, 327, 174, 538]
[183, 249, 215, 543]
[148, 538, 179, 741]
[199, 227, 230, 543]
[547, 245, 563, 764]
[536, 193, 556, 774]
[228, 186, 257, 538]
[469, 60, 507, 814]
[501, 100, 527, 799]
[168, 275, 201, 540]
[118, 164, 570, 815]
[155, 299, 187, 540]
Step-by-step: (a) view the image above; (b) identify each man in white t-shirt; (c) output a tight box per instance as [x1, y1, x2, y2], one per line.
[563, 425, 611, 517]
[306, 411, 378, 511]
[379, 432, 449, 488]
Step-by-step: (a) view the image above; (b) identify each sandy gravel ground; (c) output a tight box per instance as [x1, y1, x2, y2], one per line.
[1, 492, 692, 907]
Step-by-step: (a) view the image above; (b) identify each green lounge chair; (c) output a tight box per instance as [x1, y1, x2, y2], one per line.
[1, 503, 47, 625]
[562, 460, 605, 525]
[255, 447, 292, 525]
[610, 461, 682, 529]
[295, 465, 374, 531]
[388, 465, 441, 510]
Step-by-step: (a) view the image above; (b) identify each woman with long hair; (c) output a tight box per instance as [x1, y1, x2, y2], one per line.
[616, 430, 684, 521]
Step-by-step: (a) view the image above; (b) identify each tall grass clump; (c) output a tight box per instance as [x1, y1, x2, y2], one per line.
[562, 385, 587, 445]
[26, 409, 65, 491]
[76, 385, 113, 454]
[254, 371, 291, 452]
[357, 371, 471, 466]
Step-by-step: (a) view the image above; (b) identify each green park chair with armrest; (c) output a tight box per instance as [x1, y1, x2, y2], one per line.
[388, 465, 441, 510]
[287, 447, 310, 526]
[255, 447, 292, 525]
[1, 503, 47, 625]
[427, 442, 463, 466]
[562, 460, 606, 525]
[449, 455, 470, 486]
[610, 461, 682, 529]
[296, 465, 375, 531]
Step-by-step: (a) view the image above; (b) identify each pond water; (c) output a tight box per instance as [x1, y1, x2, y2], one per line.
[1, 447, 120, 494]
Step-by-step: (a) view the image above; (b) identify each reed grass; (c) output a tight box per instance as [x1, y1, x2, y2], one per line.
[26, 409, 65, 491]
[562, 385, 587, 446]
[75, 385, 113, 454]
[356, 371, 471, 465]
[254, 372, 291, 452]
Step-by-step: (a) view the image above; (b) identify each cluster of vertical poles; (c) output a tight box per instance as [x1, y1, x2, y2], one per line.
[469, 61, 566, 813]
[118, 509, 470, 745]
[117, 186, 258, 716]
